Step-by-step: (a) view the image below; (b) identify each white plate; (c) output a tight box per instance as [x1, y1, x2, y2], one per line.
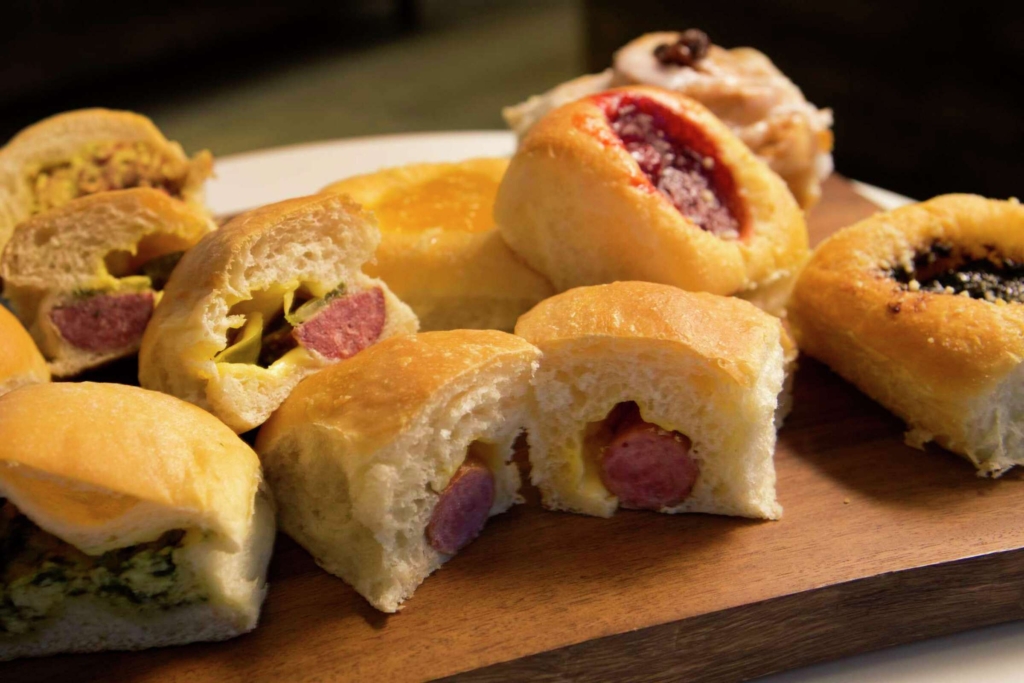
[208, 132, 1022, 683]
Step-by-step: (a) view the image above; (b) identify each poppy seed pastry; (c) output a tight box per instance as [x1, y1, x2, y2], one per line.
[0, 382, 275, 661]
[515, 281, 784, 520]
[1, 188, 216, 377]
[322, 158, 554, 331]
[139, 192, 419, 433]
[256, 330, 539, 613]
[495, 85, 808, 316]
[0, 305, 48, 396]
[0, 108, 212, 254]
[504, 30, 833, 208]
[789, 194, 1024, 477]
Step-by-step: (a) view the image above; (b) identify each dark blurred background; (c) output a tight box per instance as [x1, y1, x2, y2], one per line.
[1, 0, 1019, 200]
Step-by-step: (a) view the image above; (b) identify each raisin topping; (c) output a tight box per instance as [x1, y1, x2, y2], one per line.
[888, 242, 1024, 304]
[654, 29, 711, 67]
[607, 99, 740, 238]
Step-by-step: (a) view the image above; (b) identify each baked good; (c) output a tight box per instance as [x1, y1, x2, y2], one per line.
[514, 281, 784, 519]
[139, 192, 419, 433]
[0, 305, 48, 396]
[788, 194, 1024, 477]
[0, 382, 275, 661]
[495, 85, 808, 316]
[322, 158, 553, 331]
[504, 29, 833, 208]
[256, 330, 539, 612]
[0, 108, 212, 254]
[1, 188, 215, 377]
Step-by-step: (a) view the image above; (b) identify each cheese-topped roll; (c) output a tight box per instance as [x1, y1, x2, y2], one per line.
[322, 158, 554, 331]
[257, 330, 539, 613]
[0, 108, 212, 254]
[495, 85, 808, 316]
[789, 195, 1024, 477]
[1, 188, 215, 377]
[0, 382, 275, 661]
[139, 192, 419, 433]
[0, 305, 48, 396]
[515, 281, 784, 520]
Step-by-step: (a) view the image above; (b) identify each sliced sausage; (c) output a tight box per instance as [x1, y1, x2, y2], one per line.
[426, 458, 496, 555]
[599, 405, 697, 510]
[294, 287, 385, 360]
[50, 292, 154, 353]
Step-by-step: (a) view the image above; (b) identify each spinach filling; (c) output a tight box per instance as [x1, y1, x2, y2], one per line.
[0, 499, 205, 636]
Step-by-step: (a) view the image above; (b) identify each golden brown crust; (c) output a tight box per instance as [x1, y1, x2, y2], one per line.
[515, 281, 783, 388]
[0, 382, 262, 554]
[0, 108, 212, 254]
[0, 305, 48, 394]
[788, 194, 1024, 473]
[495, 86, 807, 315]
[322, 159, 554, 331]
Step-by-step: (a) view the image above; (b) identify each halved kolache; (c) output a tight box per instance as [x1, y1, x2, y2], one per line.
[515, 281, 784, 519]
[1, 188, 215, 377]
[139, 192, 419, 433]
[256, 330, 540, 613]
[0, 108, 212, 254]
[0, 382, 275, 661]
[0, 306, 48, 396]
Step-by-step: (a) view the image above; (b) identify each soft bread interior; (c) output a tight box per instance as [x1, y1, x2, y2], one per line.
[262, 354, 533, 613]
[527, 337, 784, 519]
[0, 491, 275, 661]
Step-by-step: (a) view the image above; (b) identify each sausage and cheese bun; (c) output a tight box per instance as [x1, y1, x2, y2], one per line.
[257, 330, 539, 613]
[789, 195, 1024, 477]
[495, 86, 808, 316]
[515, 281, 784, 520]
[0, 306, 48, 396]
[0, 382, 275, 661]
[322, 158, 554, 331]
[504, 29, 834, 208]
[1, 188, 215, 377]
[0, 108, 212, 254]
[139, 192, 419, 434]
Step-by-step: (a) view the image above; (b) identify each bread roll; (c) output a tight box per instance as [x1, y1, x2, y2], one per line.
[0, 382, 275, 660]
[1, 188, 215, 377]
[0, 108, 212, 254]
[0, 305, 48, 396]
[504, 30, 833, 208]
[322, 158, 554, 331]
[789, 194, 1024, 476]
[139, 192, 419, 433]
[256, 330, 539, 613]
[515, 281, 784, 519]
[495, 86, 808, 317]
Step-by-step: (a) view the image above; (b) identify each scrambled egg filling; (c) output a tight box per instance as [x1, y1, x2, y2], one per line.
[0, 499, 206, 636]
[28, 141, 193, 214]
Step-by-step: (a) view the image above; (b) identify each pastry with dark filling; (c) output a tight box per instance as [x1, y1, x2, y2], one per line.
[788, 194, 1024, 476]
[495, 85, 808, 316]
[1, 188, 214, 377]
[139, 192, 419, 433]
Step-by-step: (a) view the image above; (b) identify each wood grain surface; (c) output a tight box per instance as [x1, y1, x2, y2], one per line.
[10, 177, 1024, 683]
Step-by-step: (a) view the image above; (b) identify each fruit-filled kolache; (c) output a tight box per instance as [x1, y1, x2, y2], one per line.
[0, 306, 48, 397]
[496, 85, 808, 317]
[256, 330, 539, 613]
[0, 382, 275, 661]
[504, 29, 833, 209]
[139, 192, 419, 434]
[789, 194, 1024, 477]
[515, 281, 784, 519]
[322, 158, 554, 332]
[0, 108, 212, 255]
[1, 188, 215, 377]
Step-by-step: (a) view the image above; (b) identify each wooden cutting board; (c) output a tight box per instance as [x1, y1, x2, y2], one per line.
[9, 177, 1024, 683]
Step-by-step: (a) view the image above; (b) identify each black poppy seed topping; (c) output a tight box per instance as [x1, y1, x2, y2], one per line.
[887, 242, 1024, 304]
